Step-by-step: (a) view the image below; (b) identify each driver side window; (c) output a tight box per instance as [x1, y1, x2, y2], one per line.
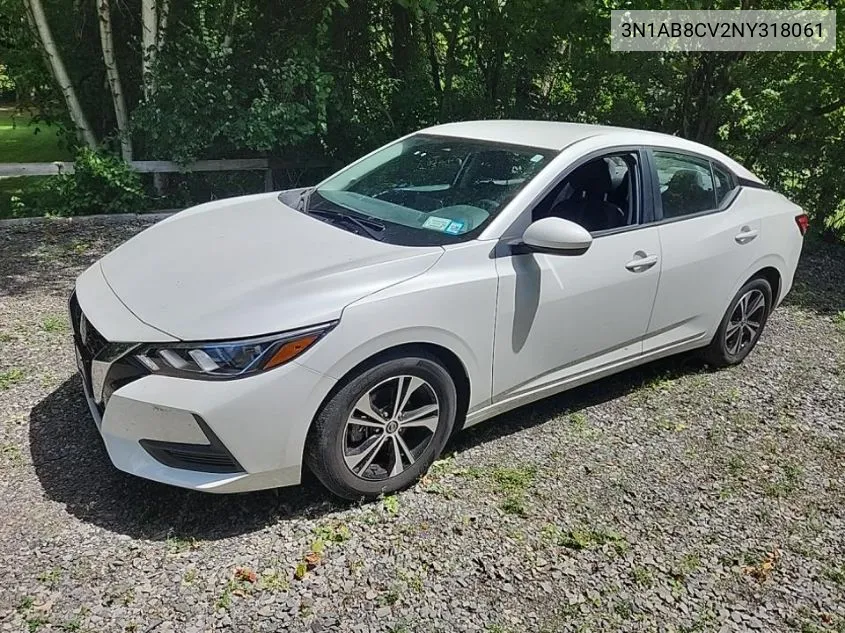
[532, 152, 640, 233]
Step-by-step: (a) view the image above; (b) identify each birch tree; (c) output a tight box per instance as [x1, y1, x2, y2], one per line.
[141, 0, 170, 98]
[23, 0, 97, 149]
[97, 0, 133, 161]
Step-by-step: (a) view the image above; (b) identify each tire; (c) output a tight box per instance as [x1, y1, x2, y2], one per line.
[305, 352, 457, 500]
[703, 278, 772, 368]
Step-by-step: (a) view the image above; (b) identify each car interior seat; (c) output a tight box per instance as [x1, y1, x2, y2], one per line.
[551, 159, 625, 232]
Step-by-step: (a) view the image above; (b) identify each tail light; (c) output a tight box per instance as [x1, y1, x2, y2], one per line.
[795, 213, 810, 236]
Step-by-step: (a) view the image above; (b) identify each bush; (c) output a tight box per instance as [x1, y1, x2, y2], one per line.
[823, 200, 845, 243]
[40, 149, 145, 216]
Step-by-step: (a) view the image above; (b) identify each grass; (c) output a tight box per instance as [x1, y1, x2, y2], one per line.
[0, 368, 24, 390]
[543, 523, 628, 553]
[0, 106, 71, 218]
[41, 315, 68, 333]
[835, 310, 845, 333]
[0, 107, 70, 162]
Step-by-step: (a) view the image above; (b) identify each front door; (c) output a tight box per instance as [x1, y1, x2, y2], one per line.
[492, 150, 661, 402]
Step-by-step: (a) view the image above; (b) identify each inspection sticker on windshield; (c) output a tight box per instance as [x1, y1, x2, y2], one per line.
[445, 221, 465, 235]
[422, 216, 452, 231]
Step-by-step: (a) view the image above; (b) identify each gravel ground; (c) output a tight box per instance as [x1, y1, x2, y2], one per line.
[0, 219, 844, 633]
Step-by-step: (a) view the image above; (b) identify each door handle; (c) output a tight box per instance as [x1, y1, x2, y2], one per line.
[625, 253, 659, 272]
[735, 226, 759, 244]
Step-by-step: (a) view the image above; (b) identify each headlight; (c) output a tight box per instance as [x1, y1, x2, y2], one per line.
[133, 322, 336, 379]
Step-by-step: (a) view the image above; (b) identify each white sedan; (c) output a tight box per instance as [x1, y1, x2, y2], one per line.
[71, 120, 807, 499]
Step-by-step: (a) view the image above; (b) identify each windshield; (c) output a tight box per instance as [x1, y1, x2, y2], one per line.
[310, 134, 556, 246]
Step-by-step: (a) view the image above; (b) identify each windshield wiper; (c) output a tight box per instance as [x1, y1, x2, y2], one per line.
[308, 208, 386, 241]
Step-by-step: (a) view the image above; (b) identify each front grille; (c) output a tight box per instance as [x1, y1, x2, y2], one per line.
[70, 293, 107, 358]
[70, 292, 148, 409]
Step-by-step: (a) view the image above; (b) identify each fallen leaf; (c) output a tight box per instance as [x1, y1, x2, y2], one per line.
[304, 551, 322, 569]
[234, 567, 257, 583]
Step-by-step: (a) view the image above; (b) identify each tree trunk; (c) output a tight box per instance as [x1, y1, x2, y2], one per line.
[24, 0, 97, 149]
[423, 17, 442, 109]
[141, 0, 158, 97]
[97, 0, 133, 161]
[157, 0, 170, 51]
[222, 0, 239, 49]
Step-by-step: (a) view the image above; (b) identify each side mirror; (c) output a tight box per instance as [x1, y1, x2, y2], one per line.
[520, 217, 593, 255]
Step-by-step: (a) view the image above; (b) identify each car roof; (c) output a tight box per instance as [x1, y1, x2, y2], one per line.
[420, 120, 762, 183]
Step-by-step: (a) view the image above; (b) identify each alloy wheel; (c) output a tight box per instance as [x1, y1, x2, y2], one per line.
[342, 375, 440, 481]
[725, 288, 766, 356]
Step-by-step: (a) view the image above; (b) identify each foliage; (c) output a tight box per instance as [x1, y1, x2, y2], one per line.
[2, 0, 845, 240]
[40, 149, 146, 216]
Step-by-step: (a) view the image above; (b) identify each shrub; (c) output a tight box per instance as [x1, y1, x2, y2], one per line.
[823, 200, 845, 243]
[41, 148, 145, 216]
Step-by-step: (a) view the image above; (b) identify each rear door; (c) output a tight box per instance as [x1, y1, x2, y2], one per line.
[644, 149, 764, 353]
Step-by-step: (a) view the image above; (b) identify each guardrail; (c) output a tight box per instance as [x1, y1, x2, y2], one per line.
[0, 158, 333, 192]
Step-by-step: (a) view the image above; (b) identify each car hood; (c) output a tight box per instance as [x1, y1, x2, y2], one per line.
[99, 192, 443, 340]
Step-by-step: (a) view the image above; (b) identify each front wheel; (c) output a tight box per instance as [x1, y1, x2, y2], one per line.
[704, 278, 772, 368]
[305, 353, 457, 500]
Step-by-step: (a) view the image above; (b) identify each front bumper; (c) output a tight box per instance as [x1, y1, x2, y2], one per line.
[70, 291, 338, 493]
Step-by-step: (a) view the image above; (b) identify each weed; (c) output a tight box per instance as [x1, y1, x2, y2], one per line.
[41, 315, 68, 333]
[295, 542, 325, 580]
[614, 599, 634, 619]
[0, 368, 24, 390]
[382, 495, 400, 515]
[0, 332, 14, 342]
[722, 386, 742, 404]
[672, 553, 701, 579]
[259, 569, 289, 592]
[557, 527, 628, 553]
[630, 566, 653, 587]
[215, 582, 233, 611]
[822, 565, 845, 585]
[726, 453, 747, 477]
[37, 568, 61, 586]
[834, 310, 845, 333]
[17, 596, 34, 611]
[1, 444, 23, 464]
[398, 567, 425, 593]
[378, 585, 401, 606]
[764, 461, 803, 498]
[500, 495, 528, 516]
[491, 466, 536, 494]
[313, 522, 351, 543]
[166, 534, 198, 554]
[26, 616, 49, 633]
[59, 616, 82, 632]
[182, 568, 198, 584]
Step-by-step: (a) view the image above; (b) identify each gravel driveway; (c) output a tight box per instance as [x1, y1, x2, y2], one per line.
[0, 219, 843, 633]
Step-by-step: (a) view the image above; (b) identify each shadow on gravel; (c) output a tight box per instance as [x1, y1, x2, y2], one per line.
[0, 221, 155, 298]
[31, 354, 707, 540]
[451, 352, 708, 454]
[784, 238, 845, 315]
[29, 376, 341, 541]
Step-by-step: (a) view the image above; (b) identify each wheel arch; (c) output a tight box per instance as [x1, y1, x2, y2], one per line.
[748, 266, 781, 312]
[303, 338, 474, 468]
[731, 255, 787, 313]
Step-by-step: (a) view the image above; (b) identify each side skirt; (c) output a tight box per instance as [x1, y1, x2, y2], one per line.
[464, 334, 707, 428]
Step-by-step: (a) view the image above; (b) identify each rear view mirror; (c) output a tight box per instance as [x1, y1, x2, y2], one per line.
[520, 217, 593, 255]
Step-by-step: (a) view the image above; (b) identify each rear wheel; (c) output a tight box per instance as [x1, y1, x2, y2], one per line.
[305, 353, 457, 500]
[704, 278, 772, 368]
